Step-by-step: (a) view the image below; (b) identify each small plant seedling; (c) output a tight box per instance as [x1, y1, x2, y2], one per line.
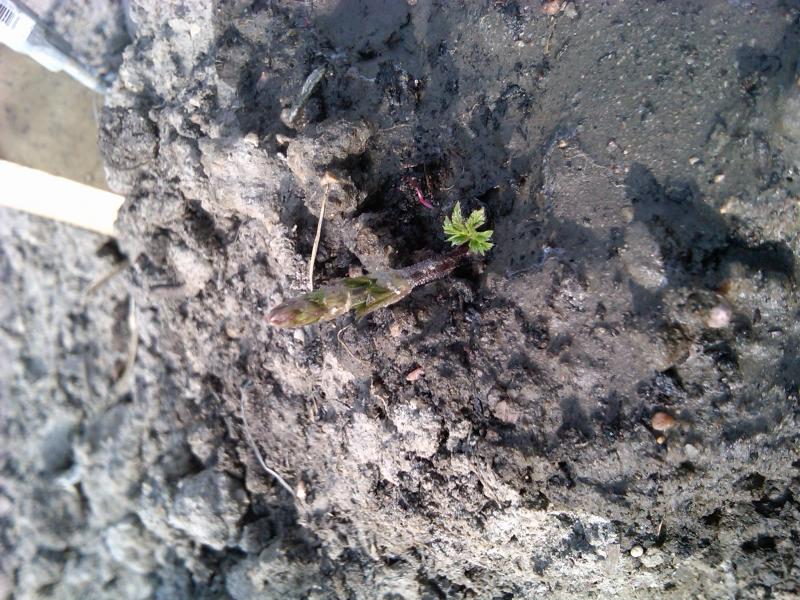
[267, 203, 493, 328]
[443, 202, 493, 255]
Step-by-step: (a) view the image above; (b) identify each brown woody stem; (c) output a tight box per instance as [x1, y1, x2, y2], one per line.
[400, 244, 471, 289]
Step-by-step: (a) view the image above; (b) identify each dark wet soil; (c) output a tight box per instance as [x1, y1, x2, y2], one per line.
[3, 1, 800, 598]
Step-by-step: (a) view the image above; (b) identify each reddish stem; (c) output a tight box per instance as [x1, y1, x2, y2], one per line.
[403, 175, 434, 209]
[400, 244, 471, 288]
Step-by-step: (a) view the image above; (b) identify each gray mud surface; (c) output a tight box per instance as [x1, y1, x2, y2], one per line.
[3, 1, 800, 598]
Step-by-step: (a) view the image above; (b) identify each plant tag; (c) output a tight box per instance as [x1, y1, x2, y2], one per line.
[0, 0, 35, 45]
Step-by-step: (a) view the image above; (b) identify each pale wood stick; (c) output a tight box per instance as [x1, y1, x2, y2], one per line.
[0, 159, 123, 236]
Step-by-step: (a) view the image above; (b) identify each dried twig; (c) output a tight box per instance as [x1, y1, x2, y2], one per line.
[239, 388, 296, 498]
[112, 297, 138, 398]
[308, 172, 339, 290]
[84, 259, 129, 299]
[336, 322, 365, 365]
[307, 193, 327, 291]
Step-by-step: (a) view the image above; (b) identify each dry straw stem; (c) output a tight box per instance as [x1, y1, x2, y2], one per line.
[83, 260, 130, 298]
[337, 322, 365, 364]
[307, 193, 327, 290]
[307, 172, 337, 290]
[111, 297, 138, 398]
[239, 388, 296, 498]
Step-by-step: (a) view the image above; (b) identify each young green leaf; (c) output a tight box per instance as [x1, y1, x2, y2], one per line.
[442, 201, 494, 255]
[465, 207, 486, 230]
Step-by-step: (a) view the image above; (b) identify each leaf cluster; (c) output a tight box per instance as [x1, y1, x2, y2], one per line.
[442, 202, 494, 255]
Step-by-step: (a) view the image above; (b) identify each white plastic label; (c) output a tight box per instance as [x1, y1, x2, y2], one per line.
[0, 0, 35, 44]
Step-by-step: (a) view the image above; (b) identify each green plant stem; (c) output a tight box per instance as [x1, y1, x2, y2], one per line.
[267, 244, 472, 328]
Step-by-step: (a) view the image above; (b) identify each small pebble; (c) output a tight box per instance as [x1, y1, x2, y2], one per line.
[0, 495, 11, 516]
[224, 321, 242, 339]
[406, 367, 425, 382]
[0, 575, 11, 600]
[684, 443, 699, 460]
[347, 264, 364, 278]
[718, 196, 737, 215]
[630, 545, 644, 558]
[713, 173, 726, 184]
[621, 206, 634, 223]
[688, 156, 700, 165]
[651, 412, 676, 432]
[493, 400, 520, 425]
[707, 305, 731, 329]
[716, 278, 734, 295]
[389, 322, 402, 337]
[641, 548, 665, 568]
[563, 2, 578, 18]
[542, 1, 562, 16]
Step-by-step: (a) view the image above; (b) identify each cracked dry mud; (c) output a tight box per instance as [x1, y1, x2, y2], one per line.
[2, 1, 800, 598]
